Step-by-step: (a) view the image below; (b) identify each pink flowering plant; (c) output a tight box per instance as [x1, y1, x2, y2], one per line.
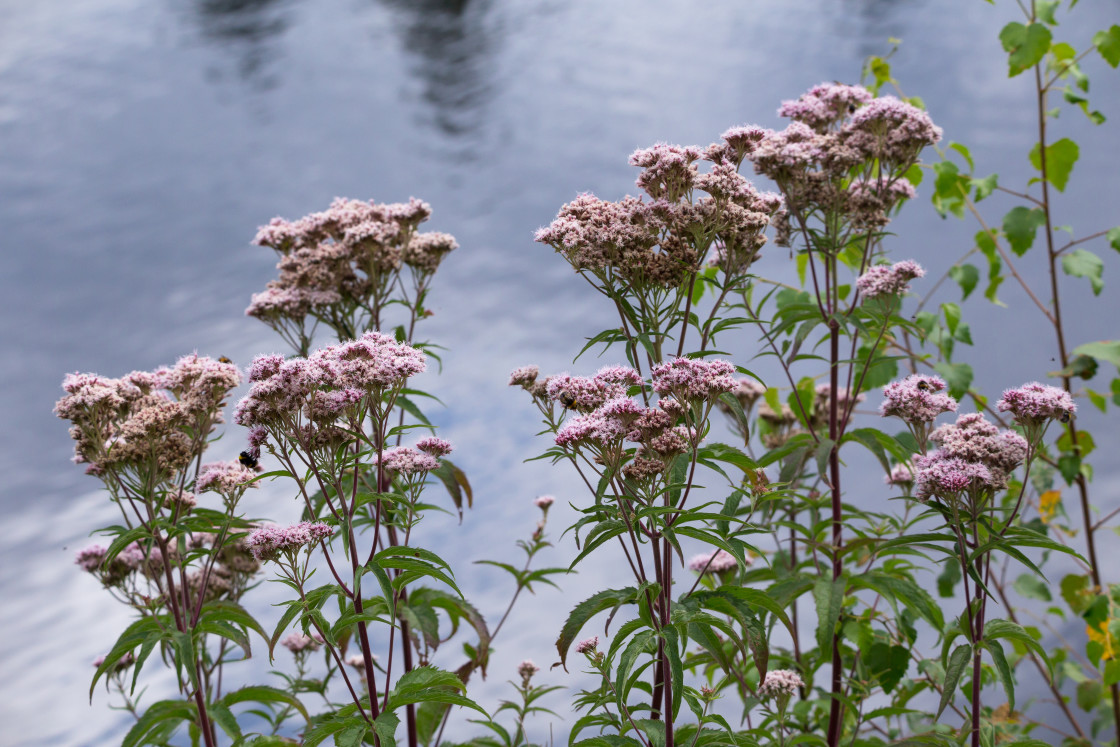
[64, 197, 573, 747]
[62, 4, 1120, 746]
[512, 9, 1117, 741]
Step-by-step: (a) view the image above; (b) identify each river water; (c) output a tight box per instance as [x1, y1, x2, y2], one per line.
[2, 0, 1118, 744]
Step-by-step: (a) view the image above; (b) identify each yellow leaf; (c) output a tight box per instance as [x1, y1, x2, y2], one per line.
[1039, 490, 1061, 524]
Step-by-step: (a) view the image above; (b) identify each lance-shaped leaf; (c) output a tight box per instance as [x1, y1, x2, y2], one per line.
[556, 587, 639, 671]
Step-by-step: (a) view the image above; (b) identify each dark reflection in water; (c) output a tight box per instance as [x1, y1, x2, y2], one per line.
[377, 0, 497, 141]
[183, 0, 295, 87]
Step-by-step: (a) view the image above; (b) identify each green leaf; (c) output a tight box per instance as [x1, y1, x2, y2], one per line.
[1013, 573, 1052, 602]
[1073, 341, 1120, 372]
[933, 361, 973, 400]
[1094, 25, 1120, 67]
[972, 173, 998, 202]
[813, 576, 845, 655]
[1078, 680, 1104, 711]
[949, 142, 974, 171]
[985, 639, 1017, 712]
[949, 264, 980, 300]
[218, 685, 309, 724]
[868, 642, 910, 693]
[122, 699, 197, 747]
[1061, 574, 1092, 614]
[1002, 206, 1047, 256]
[937, 558, 961, 598]
[208, 703, 242, 741]
[1108, 227, 1120, 253]
[984, 618, 1050, 669]
[937, 643, 972, 719]
[1029, 138, 1079, 192]
[1058, 453, 1081, 485]
[1056, 429, 1095, 458]
[387, 666, 486, 715]
[1036, 0, 1059, 24]
[1000, 22, 1053, 76]
[851, 571, 944, 629]
[555, 588, 637, 670]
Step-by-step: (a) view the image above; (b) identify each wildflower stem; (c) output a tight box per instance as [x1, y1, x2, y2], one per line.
[825, 317, 844, 747]
[1033, 49, 1120, 739]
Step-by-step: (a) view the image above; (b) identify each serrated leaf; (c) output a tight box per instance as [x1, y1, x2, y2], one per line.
[1073, 341, 1120, 373]
[555, 588, 637, 670]
[1029, 138, 1079, 192]
[1001, 22, 1053, 76]
[933, 361, 973, 400]
[1094, 25, 1120, 67]
[949, 264, 980, 300]
[1003, 206, 1047, 256]
[1013, 573, 1052, 602]
[868, 642, 910, 693]
[985, 639, 1017, 712]
[813, 576, 845, 655]
[937, 643, 972, 719]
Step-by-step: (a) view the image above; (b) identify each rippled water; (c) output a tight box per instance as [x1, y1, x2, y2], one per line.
[3, 1, 1118, 744]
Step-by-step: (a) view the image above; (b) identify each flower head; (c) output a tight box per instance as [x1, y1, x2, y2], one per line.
[416, 437, 453, 457]
[534, 495, 555, 510]
[576, 636, 599, 654]
[651, 357, 737, 402]
[281, 632, 323, 654]
[759, 669, 804, 698]
[197, 460, 260, 496]
[518, 659, 540, 686]
[246, 522, 334, 562]
[688, 549, 742, 574]
[377, 446, 439, 475]
[879, 375, 957, 424]
[857, 260, 925, 298]
[997, 382, 1075, 430]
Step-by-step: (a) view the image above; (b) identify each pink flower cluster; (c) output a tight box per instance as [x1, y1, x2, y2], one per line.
[914, 412, 1028, 500]
[416, 437, 453, 458]
[884, 465, 914, 487]
[75, 542, 146, 586]
[197, 460, 260, 495]
[247, 197, 454, 324]
[879, 375, 958, 424]
[234, 332, 425, 430]
[846, 96, 943, 168]
[518, 659, 540, 681]
[508, 365, 540, 388]
[728, 84, 940, 231]
[553, 389, 697, 477]
[847, 177, 917, 230]
[997, 382, 1075, 428]
[536, 139, 782, 289]
[628, 142, 702, 201]
[534, 495, 555, 509]
[547, 365, 642, 412]
[778, 82, 874, 131]
[688, 549, 742, 574]
[402, 231, 458, 275]
[55, 357, 242, 479]
[856, 260, 925, 298]
[651, 357, 737, 403]
[246, 522, 335, 562]
[575, 636, 599, 654]
[280, 632, 323, 654]
[759, 668, 804, 697]
[913, 454, 994, 501]
[377, 446, 439, 475]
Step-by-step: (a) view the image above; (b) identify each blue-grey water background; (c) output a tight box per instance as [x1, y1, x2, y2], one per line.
[2, 0, 1119, 744]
